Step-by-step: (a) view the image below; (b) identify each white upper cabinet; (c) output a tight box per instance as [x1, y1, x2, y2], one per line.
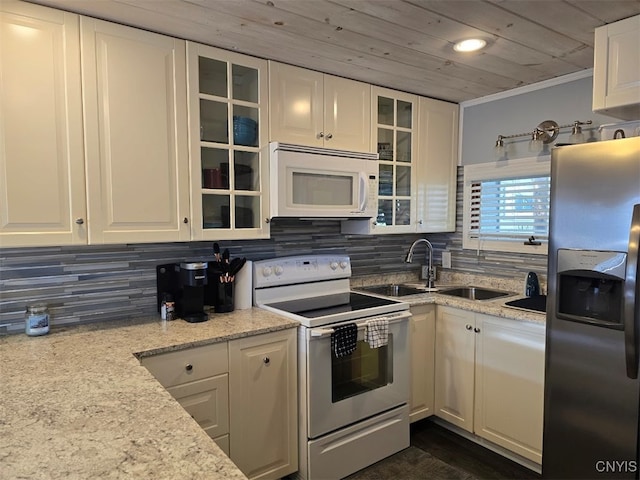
[269, 62, 371, 152]
[0, 3, 190, 247]
[342, 88, 458, 235]
[187, 42, 270, 240]
[593, 14, 640, 120]
[0, 1, 86, 247]
[416, 97, 458, 233]
[81, 18, 190, 244]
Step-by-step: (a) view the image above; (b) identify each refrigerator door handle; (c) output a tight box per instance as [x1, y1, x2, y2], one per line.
[624, 203, 640, 379]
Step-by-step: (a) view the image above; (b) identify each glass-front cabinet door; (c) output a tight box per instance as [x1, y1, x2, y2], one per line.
[187, 42, 269, 239]
[372, 87, 418, 233]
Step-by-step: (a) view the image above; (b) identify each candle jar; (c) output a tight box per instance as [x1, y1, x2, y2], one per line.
[25, 304, 50, 336]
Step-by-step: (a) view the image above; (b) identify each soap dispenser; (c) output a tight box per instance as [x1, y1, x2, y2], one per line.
[525, 272, 540, 297]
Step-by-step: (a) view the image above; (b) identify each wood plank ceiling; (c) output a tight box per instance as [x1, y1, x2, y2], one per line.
[30, 0, 640, 103]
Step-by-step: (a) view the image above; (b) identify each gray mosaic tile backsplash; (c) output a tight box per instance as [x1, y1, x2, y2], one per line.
[0, 168, 547, 334]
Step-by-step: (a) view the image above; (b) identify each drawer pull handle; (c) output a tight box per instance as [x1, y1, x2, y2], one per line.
[465, 324, 473, 331]
[474, 327, 481, 333]
[185, 363, 193, 372]
[263, 357, 270, 365]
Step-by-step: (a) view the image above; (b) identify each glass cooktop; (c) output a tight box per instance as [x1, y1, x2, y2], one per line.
[265, 291, 401, 319]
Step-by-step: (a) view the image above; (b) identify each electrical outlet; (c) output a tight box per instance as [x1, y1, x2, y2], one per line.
[442, 251, 452, 269]
[421, 266, 429, 279]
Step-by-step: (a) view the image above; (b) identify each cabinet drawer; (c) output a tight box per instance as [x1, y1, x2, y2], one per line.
[141, 342, 228, 387]
[169, 374, 229, 440]
[214, 434, 230, 457]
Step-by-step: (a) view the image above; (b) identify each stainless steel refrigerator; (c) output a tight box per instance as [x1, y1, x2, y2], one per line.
[543, 137, 640, 479]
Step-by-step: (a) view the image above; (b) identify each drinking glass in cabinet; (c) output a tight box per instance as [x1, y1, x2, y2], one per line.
[378, 128, 394, 157]
[378, 200, 393, 224]
[395, 200, 411, 225]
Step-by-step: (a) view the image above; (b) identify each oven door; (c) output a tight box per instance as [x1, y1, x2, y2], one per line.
[306, 310, 410, 439]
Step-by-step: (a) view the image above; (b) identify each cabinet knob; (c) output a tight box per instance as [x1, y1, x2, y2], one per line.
[263, 357, 270, 365]
[465, 324, 473, 330]
[325, 133, 333, 139]
[75, 218, 84, 225]
[183, 217, 189, 224]
[318, 132, 324, 139]
[474, 327, 481, 333]
[418, 219, 423, 225]
[185, 363, 193, 372]
[265, 218, 271, 224]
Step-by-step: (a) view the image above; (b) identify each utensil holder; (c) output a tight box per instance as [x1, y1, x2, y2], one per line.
[215, 278, 234, 313]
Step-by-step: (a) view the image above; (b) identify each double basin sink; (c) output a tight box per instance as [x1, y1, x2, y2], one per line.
[358, 284, 547, 313]
[359, 284, 512, 300]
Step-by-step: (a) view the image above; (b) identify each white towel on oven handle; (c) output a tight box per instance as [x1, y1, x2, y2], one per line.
[365, 317, 389, 348]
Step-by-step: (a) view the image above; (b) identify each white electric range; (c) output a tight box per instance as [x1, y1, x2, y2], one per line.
[253, 255, 411, 480]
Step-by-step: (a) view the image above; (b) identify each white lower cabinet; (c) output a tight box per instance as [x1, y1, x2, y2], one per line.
[141, 329, 297, 480]
[141, 342, 230, 452]
[228, 329, 298, 480]
[409, 304, 436, 422]
[434, 306, 545, 464]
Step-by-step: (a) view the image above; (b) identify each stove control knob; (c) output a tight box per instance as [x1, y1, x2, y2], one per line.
[274, 266, 284, 276]
[330, 261, 338, 270]
[262, 266, 273, 277]
[339, 260, 348, 269]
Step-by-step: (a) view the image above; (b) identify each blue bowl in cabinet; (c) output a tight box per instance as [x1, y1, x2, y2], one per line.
[233, 116, 257, 146]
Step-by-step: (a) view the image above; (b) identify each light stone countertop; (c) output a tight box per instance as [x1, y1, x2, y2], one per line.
[0, 308, 299, 480]
[391, 286, 546, 325]
[351, 271, 547, 325]
[0, 274, 544, 480]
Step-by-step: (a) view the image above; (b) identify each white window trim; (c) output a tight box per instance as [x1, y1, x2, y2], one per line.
[463, 155, 550, 255]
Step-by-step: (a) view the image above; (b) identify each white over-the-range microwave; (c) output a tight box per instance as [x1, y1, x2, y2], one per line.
[268, 142, 379, 219]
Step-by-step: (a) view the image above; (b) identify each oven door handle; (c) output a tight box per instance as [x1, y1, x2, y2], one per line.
[309, 311, 411, 338]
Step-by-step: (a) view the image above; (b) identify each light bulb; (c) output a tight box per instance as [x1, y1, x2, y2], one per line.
[453, 38, 487, 52]
[494, 136, 506, 159]
[569, 122, 585, 143]
[529, 130, 543, 153]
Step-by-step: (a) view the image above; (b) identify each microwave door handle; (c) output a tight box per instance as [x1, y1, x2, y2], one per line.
[358, 172, 367, 213]
[624, 203, 640, 379]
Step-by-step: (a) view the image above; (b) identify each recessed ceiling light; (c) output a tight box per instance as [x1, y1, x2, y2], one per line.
[453, 38, 487, 53]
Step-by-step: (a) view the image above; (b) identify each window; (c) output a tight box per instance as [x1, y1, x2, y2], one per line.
[463, 156, 550, 254]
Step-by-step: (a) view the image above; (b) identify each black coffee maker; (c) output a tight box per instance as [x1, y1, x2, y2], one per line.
[156, 262, 209, 323]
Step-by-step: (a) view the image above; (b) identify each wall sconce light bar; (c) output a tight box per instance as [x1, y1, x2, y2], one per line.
[494, 119, 592, 156]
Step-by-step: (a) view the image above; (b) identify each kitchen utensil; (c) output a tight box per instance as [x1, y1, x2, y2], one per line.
[229, 257, 247, 277]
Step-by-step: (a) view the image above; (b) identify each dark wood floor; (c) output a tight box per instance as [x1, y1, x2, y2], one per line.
[410, 419, 541, 480]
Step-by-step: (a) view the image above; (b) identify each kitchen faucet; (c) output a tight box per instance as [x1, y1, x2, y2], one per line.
[405, 238, 436, 289]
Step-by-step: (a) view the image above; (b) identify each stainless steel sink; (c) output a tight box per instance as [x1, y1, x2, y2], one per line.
[358, 284, 426, 297]
[438, 286, 512, 301]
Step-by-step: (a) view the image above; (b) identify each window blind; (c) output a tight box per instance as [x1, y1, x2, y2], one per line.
[469, 175, 551, 242]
